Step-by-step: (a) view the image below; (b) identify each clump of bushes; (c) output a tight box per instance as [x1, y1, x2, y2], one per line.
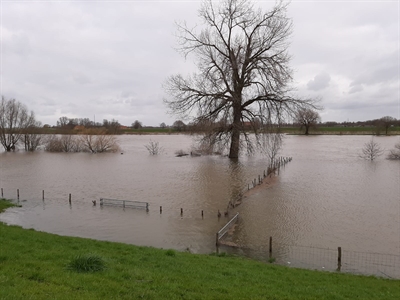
[45, 129, 120, 153]
[387, 143, 400, 160]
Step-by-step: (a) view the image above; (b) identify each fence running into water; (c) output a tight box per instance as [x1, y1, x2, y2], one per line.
[216, 212, 239, 248]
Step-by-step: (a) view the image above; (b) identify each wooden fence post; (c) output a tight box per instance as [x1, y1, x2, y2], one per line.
[337, 247, 342, 272]
[69, 193, 71, 204]
[1, 188, 3, 197]
[269, 236, 273, 259]
[42, 190, 44, 200]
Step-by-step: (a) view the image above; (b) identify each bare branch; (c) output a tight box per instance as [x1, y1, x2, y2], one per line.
[165, 0, 317, 159]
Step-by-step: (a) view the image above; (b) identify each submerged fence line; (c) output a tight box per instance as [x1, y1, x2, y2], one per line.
[247, 156, 292, 190]
[0, 187, 241, 219]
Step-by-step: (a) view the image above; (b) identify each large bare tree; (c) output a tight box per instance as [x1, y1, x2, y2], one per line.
[165, 0, 316, 159]
[0, 96, 35, 151]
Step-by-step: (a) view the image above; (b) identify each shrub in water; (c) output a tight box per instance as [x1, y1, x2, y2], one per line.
[67, 254, 106, 273]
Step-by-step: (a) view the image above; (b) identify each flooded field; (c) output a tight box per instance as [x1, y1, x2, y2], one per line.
[1, 134, 399, 275]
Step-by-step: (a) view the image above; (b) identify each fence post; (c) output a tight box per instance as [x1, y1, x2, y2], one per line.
[1, 188, 3, 197]
[216, 232, 219, 255]
[69, 193, 71, 204]
[269, 236, 273, 259]
[180, 208, 183, 215]
[42, 190, 44, 200]
[160, 206, 162, 214]
[17, 189, 19, 200]
[337, 247, 342, 272]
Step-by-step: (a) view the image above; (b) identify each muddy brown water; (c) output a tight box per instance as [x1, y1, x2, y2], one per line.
[1, 135, 399, 264]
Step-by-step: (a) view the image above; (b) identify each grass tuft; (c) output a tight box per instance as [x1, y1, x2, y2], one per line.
[67, 254, 106, 273]
[165, 249, 176, 257]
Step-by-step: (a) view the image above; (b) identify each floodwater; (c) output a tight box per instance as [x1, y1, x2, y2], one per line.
[0, 134, 399, 272]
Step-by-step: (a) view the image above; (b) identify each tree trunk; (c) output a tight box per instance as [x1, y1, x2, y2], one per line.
[305, 124, 309, 135]
[229, 103, 242, 159]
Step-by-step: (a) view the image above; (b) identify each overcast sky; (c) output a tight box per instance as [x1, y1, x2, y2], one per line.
[1, 0, 399, 126]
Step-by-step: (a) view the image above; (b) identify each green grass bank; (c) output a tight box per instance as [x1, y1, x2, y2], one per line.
[0, 199, 399, 299]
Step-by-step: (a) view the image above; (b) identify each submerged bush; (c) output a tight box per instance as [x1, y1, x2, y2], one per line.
[44, 131, 120, 153]
[145, 140, 163, 155]
[387, 143, 400, 160]
[67, 254, 106, 273]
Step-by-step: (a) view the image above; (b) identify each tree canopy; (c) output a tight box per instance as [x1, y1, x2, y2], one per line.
[165, 0, 316, 158]
[294, 107, 321, 135]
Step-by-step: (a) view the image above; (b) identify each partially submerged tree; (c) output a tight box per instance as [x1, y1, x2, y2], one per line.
[80, 129, 120, 153]
[144, 140, 164, 155]
[294, 107, 321, 135]
[24, 121, 44, 151]
[0, 96, 35, 151]
[262, 132, 283, 164]
[165, 0, 317, 159]
[360, 138, 384, 161]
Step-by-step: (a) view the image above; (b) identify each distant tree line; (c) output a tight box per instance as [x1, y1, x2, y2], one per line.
[0, 97, 121, 152]
[56, 116, 121, 134]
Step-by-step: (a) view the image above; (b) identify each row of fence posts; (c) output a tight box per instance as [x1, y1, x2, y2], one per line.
[247, 156, 292, 190]
[1, 188, 213, 217]
[1, 188, 78, 207]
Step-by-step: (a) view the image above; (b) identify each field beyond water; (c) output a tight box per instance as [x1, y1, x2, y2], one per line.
[0, 200, 399, 300]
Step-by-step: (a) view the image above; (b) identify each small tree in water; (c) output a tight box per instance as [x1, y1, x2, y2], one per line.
[145, 140, 163, 155]
[360, 138, 384, 161]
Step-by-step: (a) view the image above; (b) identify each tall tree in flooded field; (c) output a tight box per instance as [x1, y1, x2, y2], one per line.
[294, 107, 321, 135]
[165, 0, 317, 159]
[0, 96, 35, 151]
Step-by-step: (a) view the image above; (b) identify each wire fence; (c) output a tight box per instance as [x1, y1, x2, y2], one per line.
[218, 239, 400, 279]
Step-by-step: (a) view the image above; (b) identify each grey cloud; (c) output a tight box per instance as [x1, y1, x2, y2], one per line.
[307, 72, 331, 91]
[348, 84, 363, 94]
[2, 1, 398, 125]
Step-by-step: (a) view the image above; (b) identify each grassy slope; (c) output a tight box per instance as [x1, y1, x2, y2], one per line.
[0, 200, 399, 299]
